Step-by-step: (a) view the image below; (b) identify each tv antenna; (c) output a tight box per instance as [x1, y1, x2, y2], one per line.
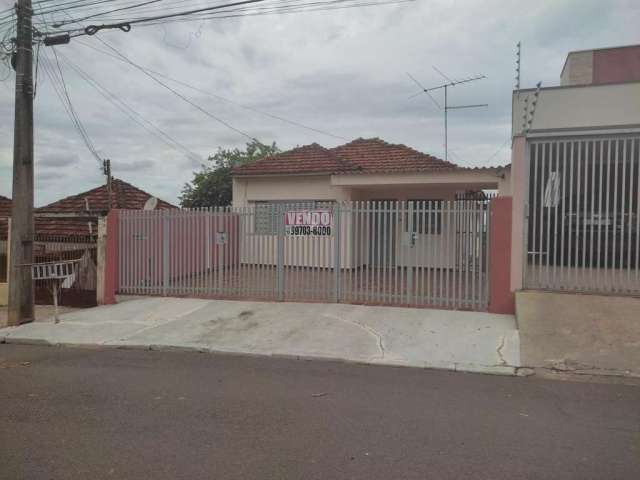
[408, 67, 488, 162]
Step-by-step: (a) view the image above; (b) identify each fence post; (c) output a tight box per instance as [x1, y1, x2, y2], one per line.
[488, 197, 515, 314]
[333, 203, 341, 302]
[162, 210, 170, 296]
[102, 209, 119, 305]
[276, 204, 285, 301]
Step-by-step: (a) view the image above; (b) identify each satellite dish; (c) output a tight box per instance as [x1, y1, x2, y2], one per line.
[143, 197, 158, 210]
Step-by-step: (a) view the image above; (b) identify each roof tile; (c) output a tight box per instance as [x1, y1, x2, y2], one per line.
[233, 138, 457, 176]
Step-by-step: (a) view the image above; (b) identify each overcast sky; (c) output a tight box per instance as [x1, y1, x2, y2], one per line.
[0, 0, 639, 206]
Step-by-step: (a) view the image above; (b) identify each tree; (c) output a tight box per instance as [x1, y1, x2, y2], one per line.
[179, 140, 279, 208]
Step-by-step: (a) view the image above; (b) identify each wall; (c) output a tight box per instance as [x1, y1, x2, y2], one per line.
[0, 282, 6, 306]
[517, 290, 640, 375]
[232, 175, 351, 207]
[560, 50, 593, 86]
[593, 45, 640, 85]
[510, 136, 526, 292]
[512, 82, 640, 136]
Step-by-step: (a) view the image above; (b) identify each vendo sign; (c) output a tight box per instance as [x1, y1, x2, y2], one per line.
[285, 210, 332, 236]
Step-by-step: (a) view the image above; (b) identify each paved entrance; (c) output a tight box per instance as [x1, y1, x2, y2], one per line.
[0, 297, 519, 374]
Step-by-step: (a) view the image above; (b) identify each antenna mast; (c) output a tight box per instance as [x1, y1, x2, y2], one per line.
[408, 68, 487, 162]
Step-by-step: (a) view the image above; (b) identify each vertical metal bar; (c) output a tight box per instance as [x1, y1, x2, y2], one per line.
[625, 138, 640, 292]
[276, 203, 285, 300]
[162, 210, 169, 296]
[552, 143, 560, 289]
[619, 138, 628, 291]
[611, 139, 620, 292]
[544, 142, 552, 287]
[472, 199, 478, 309]
[574, 141, 583, 289]
[406, 201, 413, 305]
[333, 202, 341, 302]
[559, 142, 567, 289]
[580, 140, 590, 289]
[426, 200, 433, 306]
[634, 138, 640, 289]
[566, 142, 574, 289]
[530, 143, 539, 288]
[587, 141, 595, 288]
[455, 199, 462, 308]
[413, 201, 420, 306]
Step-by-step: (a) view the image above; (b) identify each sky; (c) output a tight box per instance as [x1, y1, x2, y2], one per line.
[0, 0, 639, 206]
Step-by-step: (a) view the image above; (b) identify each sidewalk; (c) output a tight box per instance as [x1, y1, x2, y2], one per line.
[0, 297, 520, 374]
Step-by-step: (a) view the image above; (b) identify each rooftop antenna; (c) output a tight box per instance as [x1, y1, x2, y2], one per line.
[408, 67, 488, 162]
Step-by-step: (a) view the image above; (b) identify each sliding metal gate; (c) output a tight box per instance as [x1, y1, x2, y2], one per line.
[118, 199, 492, 310]
[524, 135, 640, 295]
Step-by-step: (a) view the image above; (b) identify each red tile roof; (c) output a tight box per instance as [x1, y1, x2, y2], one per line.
[0, 180, 175, 239]
[232, 143, 360, 175]
[0, 195, 11, 218]
[233, 138, 457, 176]
[38, 178, 175, 213]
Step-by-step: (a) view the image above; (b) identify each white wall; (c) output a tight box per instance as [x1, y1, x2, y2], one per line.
[512, 82, 640, 136]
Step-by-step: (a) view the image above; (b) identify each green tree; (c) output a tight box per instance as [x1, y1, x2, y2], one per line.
[180, 140, 279, 208]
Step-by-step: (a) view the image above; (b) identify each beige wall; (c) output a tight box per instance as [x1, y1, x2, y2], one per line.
[512, 81, 640, 136]
[0, 282, 7, 306]
[560, 50, 594, 86]
[510, 136, 526, 292]
[232, 175, 352, 208]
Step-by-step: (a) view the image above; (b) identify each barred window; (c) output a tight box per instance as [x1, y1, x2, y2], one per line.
[252, 200, 334, 235]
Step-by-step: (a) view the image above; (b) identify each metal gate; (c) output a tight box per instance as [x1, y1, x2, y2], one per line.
[524, 135, 640, 295]
[118, 199, 492, 310]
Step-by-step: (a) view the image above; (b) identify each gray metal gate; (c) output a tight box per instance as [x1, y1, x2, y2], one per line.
[524, 135, 640, 295]
[118, 199, 492, 310]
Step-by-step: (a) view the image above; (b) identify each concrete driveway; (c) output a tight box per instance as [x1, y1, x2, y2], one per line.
[0, 297, 520, 374]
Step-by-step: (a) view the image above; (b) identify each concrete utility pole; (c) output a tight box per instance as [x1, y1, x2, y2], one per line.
[8, 0, 35, 326]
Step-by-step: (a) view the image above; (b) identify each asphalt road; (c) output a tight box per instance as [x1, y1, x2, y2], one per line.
[1, 345, 639, 480]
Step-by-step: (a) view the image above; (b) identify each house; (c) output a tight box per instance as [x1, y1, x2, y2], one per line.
[1, 179, 175, 307]
[232, 138, 510, 207]
[231, 137, 509, 271]
[509, 43, 640, 372]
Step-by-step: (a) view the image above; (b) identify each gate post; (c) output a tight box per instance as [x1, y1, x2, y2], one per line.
[276, 204, 285, 301]
[162, 210, 170, 296]
[102, 209, 119, 305]
[488, 197, 515, 314]
[333, 203, 341, 303]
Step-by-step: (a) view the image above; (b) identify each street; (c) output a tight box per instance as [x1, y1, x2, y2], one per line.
[1, 345, 639, 480]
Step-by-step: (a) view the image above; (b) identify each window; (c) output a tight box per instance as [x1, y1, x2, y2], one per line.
[406, 200, 443, 235]
[252, 200, 334, 235]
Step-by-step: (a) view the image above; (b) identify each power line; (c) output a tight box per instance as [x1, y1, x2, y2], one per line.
[41, 48, 103, 163]
[56, 48, 203, 161]
[42, 50, 102, 162]
[74, 38, 348, 141]
[95, 35, 258, 142]
[29, 0, 413, 36]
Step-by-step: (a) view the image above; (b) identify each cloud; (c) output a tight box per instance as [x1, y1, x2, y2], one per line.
[0, 0, 639, 205]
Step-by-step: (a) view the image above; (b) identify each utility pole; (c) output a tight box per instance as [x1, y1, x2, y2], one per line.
[103, 159, 112, 209]
[8, 0, 35, 326]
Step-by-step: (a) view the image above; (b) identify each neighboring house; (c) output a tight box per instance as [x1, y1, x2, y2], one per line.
[1, 179, 175, 305]
[36, 178, 176, 238]
[509, 44, 640, 372]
